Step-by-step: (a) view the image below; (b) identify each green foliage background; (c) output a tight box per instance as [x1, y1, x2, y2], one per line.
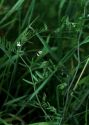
[0, 0, 89, 125]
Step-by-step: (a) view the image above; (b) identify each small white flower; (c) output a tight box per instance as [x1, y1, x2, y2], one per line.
[17, 41, 21, 47]
[38, 51, 42, 54]
[37, 50, 42, 56]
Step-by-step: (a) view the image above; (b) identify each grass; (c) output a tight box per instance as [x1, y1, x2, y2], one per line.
[0, 0, 89, 125]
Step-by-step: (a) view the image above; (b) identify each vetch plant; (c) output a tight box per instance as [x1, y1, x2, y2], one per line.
[0, 0, 89, 125]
